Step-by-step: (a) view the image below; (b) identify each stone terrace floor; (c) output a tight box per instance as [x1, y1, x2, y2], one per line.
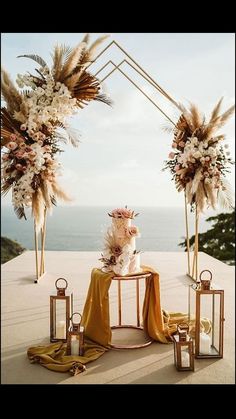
[1, 251, 235, 384]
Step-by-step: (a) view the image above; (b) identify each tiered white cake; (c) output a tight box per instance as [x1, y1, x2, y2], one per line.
[99, 207, 141, 276]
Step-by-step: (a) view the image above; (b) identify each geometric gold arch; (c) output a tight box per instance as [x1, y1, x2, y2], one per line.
[88, 40, 198, 281]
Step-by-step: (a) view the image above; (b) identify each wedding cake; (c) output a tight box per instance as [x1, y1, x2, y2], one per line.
[99, 207, 141, 276]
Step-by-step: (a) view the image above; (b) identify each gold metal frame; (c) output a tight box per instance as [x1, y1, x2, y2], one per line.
[110, 273, 153, 349]
[89, 40, 198, 282]
[185, 195, 199, 282]
[34, 208, 47, 283]
[34, 40, 198, 283]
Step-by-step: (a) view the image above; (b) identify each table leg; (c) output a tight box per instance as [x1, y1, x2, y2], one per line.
[118, 280, 122, 326]
[136, 279, 140, 327]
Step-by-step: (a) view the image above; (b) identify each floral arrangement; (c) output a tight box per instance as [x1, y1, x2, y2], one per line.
[163, 100, 235, 212]
[1, 34, 111, 231]
[108, 206, 139, 219]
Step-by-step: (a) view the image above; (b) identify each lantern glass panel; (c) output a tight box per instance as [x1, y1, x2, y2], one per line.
[199, 293, 221, 356]
[180, 346, 190, 368]
[52, 299, 67, 340]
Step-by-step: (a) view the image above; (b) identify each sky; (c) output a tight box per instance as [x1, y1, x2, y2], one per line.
[1, 33, 235, 208]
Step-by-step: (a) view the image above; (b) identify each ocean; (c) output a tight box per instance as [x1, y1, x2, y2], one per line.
[1, 206, 217, 252]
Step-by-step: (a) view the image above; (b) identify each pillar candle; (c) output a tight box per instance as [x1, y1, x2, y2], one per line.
[71, 337, 80, 356]
[181, 351, 190, 367]
[56, 320, 66, 339]
[200, 332, 211, 354]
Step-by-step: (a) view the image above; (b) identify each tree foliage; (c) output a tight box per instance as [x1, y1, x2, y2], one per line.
[1, 236, 25, 264]
[179, 210, 235, 265]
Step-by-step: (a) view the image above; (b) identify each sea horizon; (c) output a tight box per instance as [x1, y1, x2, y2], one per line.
[1, 205, 219, 252]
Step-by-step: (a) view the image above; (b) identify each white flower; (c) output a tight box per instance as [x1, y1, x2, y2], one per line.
[193, 151, 202, 159]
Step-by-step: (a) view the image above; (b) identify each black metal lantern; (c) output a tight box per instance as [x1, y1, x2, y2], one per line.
[173, 323, 194, 371]
[67, 312, 85, 356]
[50, 278, 70, 342]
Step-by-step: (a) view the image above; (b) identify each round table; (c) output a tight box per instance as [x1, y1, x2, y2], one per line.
[110, 272, 154, 349]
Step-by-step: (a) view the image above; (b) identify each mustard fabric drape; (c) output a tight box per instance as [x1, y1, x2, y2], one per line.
[27, 266, 211, 375]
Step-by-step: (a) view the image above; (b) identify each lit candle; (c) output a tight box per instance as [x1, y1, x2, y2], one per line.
[71, 337, 80, 356]
[181, 351, 190, 367]
[200, 332, 211, 354]
[56, 320, 66, 339]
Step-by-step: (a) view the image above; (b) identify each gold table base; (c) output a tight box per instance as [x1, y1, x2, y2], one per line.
[110, 273, 153, 349]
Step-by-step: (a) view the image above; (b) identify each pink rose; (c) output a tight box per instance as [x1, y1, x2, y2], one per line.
[15, 151, 25, 158]
[174, 165, 180, 171]
[172, 142, 177, 148]
[15, 163, 23, 171]
[10, 134, 17, 141]
[7, 142, 18, 150]
[168, 152, 175, 159]
[125, 226, 139, 237]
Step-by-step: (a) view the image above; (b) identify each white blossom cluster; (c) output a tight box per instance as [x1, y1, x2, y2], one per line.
[171, 135, 230, 188]
[15, 66, 77, 137]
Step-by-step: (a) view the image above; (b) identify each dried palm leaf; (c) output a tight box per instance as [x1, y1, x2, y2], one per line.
[1, 181, 12, 196]
[191, 168, 203, 195]
[95, 93, 113, 106]
[14, 205, 27, 220]
[51, 182, 71, 201]
[51, 44, 72, 81]
[65, 68, 83, 91]
[189, 103, 203, 131]
[32, 189, 45, 232]
[17, 54, 47, 67]
[1, 69, 22, 113]
[204, 182, 217, 210]
[213, 105, 235, 130]
[81, 33, 90, 44]
[40, 181, 53, 211]
[86, 35, 109, 62]
[195, 181, 207, 213]
[59, 42, 86, 81]
[64, 126, 80, 147]
[54, 126, 80, 147]
[79, 35, 110, 69]
[185, 180, 193, 204]
[72, 71, 100, 104]
[209, 97, 223, 124]
[204, 104, 235, 138]
[1, 107, 21, 133]
[217, 178, 235, 211]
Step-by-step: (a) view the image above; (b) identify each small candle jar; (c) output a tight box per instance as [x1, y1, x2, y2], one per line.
[173, 323, 194, 371]
[67, 312, 85, 357]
